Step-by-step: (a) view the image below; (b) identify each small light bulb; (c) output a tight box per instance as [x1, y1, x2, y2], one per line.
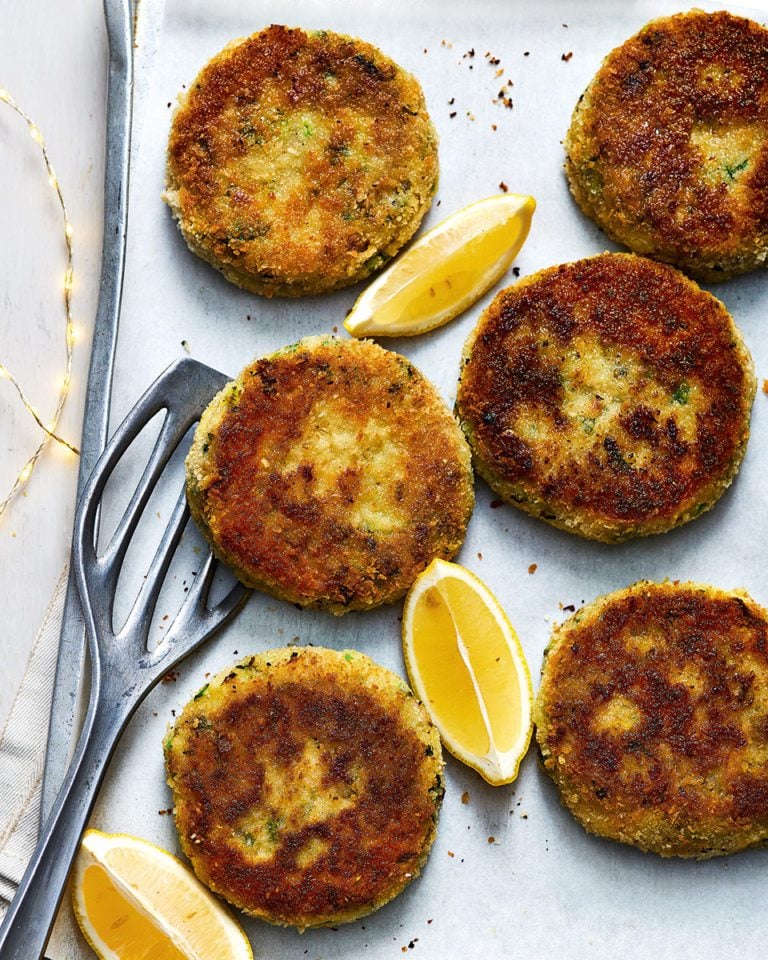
[19, 462, 34, 483]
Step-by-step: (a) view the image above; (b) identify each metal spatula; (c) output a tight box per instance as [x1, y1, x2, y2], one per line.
[0, 357, 249, 960]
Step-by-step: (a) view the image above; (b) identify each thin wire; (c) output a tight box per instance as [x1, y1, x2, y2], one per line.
[0, 87, 79, 522]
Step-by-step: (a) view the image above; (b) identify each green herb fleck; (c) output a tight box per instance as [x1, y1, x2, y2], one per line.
[344, 652, 354, 661]
[672, 382, 690, 405]
[266, 816, 283, 843]
[581, 417, 596, 435]
[193, 683, 209, 700]
[724, 158, 749, 182]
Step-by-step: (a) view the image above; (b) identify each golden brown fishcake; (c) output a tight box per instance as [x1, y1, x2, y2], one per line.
[186, 336, 474, 613]
[455, 253, 754, 543]
[165, 25, 438, 297]
[566, 10, 768, 281]
[164, 647, 444, 928]
[535, 581, 768, 859]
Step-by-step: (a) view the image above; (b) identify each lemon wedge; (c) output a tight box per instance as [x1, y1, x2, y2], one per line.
[344, 193, 535, 338]
[71, 830, 253, 960]
[402, 558, 533, 785]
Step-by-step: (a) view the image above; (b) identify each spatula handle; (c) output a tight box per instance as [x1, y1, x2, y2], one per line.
[42, 0, 136, 823]
[0, 697, 125, 960]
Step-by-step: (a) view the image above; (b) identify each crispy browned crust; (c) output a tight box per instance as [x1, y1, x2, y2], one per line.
[455, 253, 754, 542]
[165, 647, 444, 928]
[566, 10, 768, 280]
[165, 25, 438, 297]
[535, 581, 768, 858]
[187, 337, 474, 613]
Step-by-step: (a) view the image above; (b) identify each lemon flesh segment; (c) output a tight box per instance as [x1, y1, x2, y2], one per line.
[80, 863, 188, 960]
[412, 584, 491, 757]
[72, 830, 253, 960]
[403, 559, 534, 785]
[344, 193, 536, 338]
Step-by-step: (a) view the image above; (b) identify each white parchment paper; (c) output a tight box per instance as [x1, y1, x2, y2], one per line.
[51, 1, 768, 956]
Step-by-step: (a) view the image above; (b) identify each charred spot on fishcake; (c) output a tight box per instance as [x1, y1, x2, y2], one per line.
[164, 647, 444, 928]
[565, 10, 768, 280]
[187, 337, 473, 613]
[165, 25, 438, 297]
[535, 581, 768, 858]
[456, 254, 754, 543]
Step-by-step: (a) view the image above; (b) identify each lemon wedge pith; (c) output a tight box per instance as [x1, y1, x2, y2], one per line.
[403, 558, 533, 786]
[71, 830, 253, 960]
[344, 193, 536, 338]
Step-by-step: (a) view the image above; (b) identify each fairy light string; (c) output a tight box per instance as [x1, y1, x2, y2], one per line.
[0, 86, 79, 522]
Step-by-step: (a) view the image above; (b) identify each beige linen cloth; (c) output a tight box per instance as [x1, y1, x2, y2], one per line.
[0, 566, 68, 922]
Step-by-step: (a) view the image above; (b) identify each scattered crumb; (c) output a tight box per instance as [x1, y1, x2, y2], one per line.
[528, 563, 538, 575]
[461, 791, 471, 805]
[332, 325, 338, 333]
[762, 378, 768, 394]
[490, 499, 504, 509]
[423, 48, 428, 54]
[441, 39, 453, 49]
[521, 813, 529, 819]
[180, 339, 190, 353]
[447, 850, 455, 858]
[491, 124, 498, 131]
[448, 97, 455, 105]
[477, 551, 483, 560]
[487, 836, 496, 844]
[463, 48, 475, 58]
[162, 671, 178, 683]
[562, 603, 576, 612]
[562, 51, 573, 62]
[499, 181, 509, 193]
[513, 267, 521, 277]
[449, 111, 457, 119]
[427, 919, 433, 924]
[466, 111, 476, 121]
[524, 51, 530, 56]
[158, 806, 174, 816]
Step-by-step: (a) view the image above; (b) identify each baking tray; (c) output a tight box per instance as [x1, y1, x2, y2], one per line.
[48, 0, 768, 955]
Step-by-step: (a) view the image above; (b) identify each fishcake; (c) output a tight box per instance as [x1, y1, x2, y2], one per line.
[164, 647, 444, 928]
[566, 10, 768, 281]
[455, 253, 754, 543]
[186, 336, 474, 613]
[165, 25, 438, 297]
[535, 581, 768, 859]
